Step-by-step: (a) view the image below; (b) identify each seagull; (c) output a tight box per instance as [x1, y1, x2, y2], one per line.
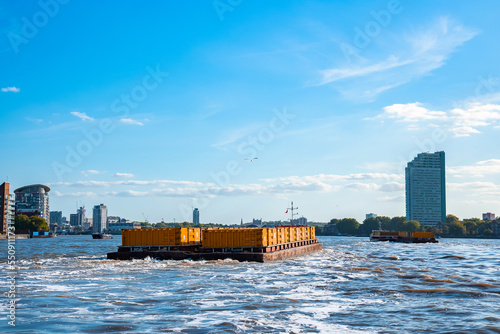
[245, 157, 258, 162]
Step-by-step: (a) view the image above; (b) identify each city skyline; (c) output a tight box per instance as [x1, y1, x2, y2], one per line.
[2, 1, 500, 224]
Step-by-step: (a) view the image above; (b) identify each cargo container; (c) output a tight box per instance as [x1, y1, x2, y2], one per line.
[122, 228, 201, 247]
[412, 232, 435, 239]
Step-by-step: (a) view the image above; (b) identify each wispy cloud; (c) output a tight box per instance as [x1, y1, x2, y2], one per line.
[71, 111, 94, 121]
[317, 17, 477, 101]
[120, 118, 144, 126]
[448, 159, 500, 178]
[81, 170, 104, 177]
[1, 86, 20, 93]
[113, 172, 134, 178]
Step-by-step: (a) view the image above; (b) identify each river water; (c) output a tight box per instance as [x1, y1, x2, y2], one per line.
[1, 236, 499, 333]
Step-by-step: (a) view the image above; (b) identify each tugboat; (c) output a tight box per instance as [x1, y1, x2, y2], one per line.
[92, 233, 113, 239]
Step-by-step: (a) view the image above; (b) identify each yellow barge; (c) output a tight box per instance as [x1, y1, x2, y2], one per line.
[107, 226, 322, 262]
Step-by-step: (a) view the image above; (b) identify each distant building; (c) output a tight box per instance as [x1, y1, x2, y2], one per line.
[93, 204, 108, 234]
[1, 182, 15, 234]
[82, 217, 92, 231]
[193, 208, 199, 225]
[253, 218, 262, 226]
[406, 151, 446, 227]
[482, 212, 496, 221]
[107, 216, 120, 225]
[14, 184, 51, 223]
[107, 221, 141, 233]
[366, 213, 378, 219]
[290, 217, 307, 225]
[69, 207, 85, 227]
[50, 211, 62, 229]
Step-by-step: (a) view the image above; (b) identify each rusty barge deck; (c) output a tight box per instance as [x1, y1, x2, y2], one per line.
[107, 239, 323, 262]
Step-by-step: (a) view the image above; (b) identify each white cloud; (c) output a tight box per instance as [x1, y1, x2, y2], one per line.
[318, 17, 477, 100]
[373, 102, 447, 122]
[447, 181, 499, 191]
[448, 159, 500, 178]
[71, 111, 94, 121]
[113, 173, 134, 178]
[1, 86, 20, 93]
[120, 118, 144, 126]
[81, 170, 103, 177]
[370, 101, 500, 136]
[377, 195, 405, 202]
[53, 191, 97, 197]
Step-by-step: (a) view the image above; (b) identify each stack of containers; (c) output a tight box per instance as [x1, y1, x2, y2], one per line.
[122, 228, 201, 247]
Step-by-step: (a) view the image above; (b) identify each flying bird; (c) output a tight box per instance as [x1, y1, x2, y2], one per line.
[245, 157, 258, 162]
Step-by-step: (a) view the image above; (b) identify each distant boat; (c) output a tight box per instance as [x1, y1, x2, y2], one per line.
[92, 233, 113, 239]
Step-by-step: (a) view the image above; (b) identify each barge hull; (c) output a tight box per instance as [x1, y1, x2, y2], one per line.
[107, 242, 322, 262]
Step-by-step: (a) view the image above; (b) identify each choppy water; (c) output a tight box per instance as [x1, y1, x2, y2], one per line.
[1, 236, 499, 333]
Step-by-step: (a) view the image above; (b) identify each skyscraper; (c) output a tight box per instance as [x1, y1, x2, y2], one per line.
[193, 208, 199, 225]
[93, 204, 108, 233]
[1, 182, 15, 234]
[405, 151, 446, 227]
[14, 184, 51, 223]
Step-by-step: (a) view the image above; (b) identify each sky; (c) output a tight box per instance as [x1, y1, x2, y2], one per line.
[1, 0, 500, 224]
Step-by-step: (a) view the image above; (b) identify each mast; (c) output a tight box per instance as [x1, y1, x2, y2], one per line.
[287, 201, 298, 224]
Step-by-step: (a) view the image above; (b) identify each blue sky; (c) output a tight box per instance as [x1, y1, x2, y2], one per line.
[1, 0, 500, 224]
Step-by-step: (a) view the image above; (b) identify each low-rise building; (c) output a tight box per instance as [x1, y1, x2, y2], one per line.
[107, 221, 141, 233]
[483, 212, 496, 221]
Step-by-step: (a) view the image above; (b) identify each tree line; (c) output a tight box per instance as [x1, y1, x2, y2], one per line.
[321, 214, 496, 237]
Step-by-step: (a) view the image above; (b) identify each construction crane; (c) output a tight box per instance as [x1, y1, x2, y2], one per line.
[142, 212, 149, 224]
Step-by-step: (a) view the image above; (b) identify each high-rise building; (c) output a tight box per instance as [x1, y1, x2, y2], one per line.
[50, 211, 62, 229]
[14, 184, 51, 223]
[93, 204, 108, 233]
[366, 213, 378, 219]
[405, 151, 446, 227]
[483, 212, 496, 221]
[193, 208, 199, 225]
[1, 182, 15, 234]
[69, 207, 85, 227]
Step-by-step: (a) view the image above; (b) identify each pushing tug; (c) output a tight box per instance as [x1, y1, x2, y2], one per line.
[370, 230, 438, 243]
[107, 226, 322, 262]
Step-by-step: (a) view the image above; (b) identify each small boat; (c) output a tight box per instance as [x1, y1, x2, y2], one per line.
[370, 230, 438, 243]
[92, 233, 113, 239]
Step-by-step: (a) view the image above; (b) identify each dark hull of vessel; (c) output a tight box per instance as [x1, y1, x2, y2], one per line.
[92, 233, 113, 239]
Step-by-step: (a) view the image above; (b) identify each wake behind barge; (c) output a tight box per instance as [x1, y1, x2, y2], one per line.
[107, 226, 322, 262]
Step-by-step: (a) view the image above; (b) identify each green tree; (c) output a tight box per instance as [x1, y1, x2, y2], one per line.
[336, 218, 360, 235]
[30, 216, 49, 232]
[14, 215, 48, 232]
[329, 218, 341, 225]
[462, 220, 477, 235]
[402, 220, 420, 232]
[361, 217, 380, 234]
[389, 216, 406, 231]
[15, 215, 31, 231]
[442, 225, 449, 235]
[446, 214, 460, 224]
[449, 221, 466, 236]
[423, 225, 433, 232]
[378, 216, 392, 230]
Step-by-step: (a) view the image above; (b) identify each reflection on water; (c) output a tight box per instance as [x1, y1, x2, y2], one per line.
[1, 236, 499, 333]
